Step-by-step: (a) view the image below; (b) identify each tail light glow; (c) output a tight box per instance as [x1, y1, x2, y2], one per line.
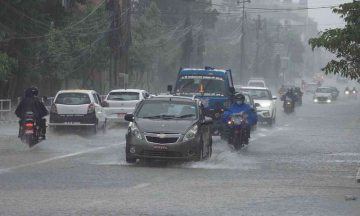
[26, 123, 34, 127]
[88, 103, 95, 113]
[51, 103, 57, 114]
[101, 100, 110, 107]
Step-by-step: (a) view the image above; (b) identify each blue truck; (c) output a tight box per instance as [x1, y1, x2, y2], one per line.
[169, 67, 235, 135]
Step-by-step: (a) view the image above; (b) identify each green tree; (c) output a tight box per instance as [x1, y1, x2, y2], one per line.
[309, 0, 360, 80]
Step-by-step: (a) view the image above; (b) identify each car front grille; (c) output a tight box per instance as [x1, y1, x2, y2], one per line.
[145, 136, 178, 144]
[140, 150, 182, 158]
[317, 97, 327, 101]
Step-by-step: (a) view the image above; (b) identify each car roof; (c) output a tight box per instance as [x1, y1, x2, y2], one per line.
[240, 87, 269, 90]
[58, 89, 95, 93]
[109, 89, 144, 93]
[317, 86, 331, 89]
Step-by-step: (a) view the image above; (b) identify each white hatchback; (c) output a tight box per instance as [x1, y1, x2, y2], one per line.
[239, 87, 277, 126]
[102, 89, 149, 123]
[49, 90, 107, 133]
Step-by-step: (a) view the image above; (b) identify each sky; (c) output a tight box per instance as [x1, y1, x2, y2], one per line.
[298, 0, 353, 31]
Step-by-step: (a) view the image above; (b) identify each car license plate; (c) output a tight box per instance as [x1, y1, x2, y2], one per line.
[154, 145, 168, 150]
[118, 114, 125, 118]
[64, 122, 81, 125]
[25, 130, 34, 134]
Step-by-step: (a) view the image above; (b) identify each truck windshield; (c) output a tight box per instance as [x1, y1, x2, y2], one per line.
[175, 75, 226, 97]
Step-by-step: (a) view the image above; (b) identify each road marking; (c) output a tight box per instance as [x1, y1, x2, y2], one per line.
[133, 183, 152, 189]
[356, 167, 360, 183]
[0, 142, 126, 172]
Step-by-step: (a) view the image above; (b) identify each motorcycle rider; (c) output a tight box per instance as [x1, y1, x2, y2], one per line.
[294, 87, 303, 105]
[221, 93, 258, 144]
[15, 87, 49, 140]
[281, 88, 298, 108]
[352, 87, 358, 93]
[317, 81, 322, 87]
[278, 85, 286, 96]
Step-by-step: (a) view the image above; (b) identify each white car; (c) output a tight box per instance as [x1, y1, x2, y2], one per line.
[313, 87, 333, 103]
[239, 87, 277, 126]
[247, 78, 266, 88]
[49, 90, 107, 133]
[102, 89, 150, 123]
[306, 83, 317, 94]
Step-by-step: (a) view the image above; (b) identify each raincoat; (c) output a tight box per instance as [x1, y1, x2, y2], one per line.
[221, 102, 258, 126]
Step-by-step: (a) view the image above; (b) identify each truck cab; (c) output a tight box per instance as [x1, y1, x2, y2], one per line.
[171, 67, 235, 135]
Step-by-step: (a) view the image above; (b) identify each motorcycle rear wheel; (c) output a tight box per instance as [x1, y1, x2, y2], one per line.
[234, 131, 243, 151]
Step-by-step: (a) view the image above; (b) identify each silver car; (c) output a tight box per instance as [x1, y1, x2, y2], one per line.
[102, 89, 150, 123]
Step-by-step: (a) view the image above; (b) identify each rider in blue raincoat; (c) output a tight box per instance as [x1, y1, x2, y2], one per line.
[221, 93, 258, 144]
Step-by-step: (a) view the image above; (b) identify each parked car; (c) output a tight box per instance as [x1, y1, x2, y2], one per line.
[237, 87, 277, 126]
[101, 89, 150, 123]
[313, 87, 333, 103]
[49, 90, 107, 133]
[247, 78, 266, 88]
[124, 95, 213, 163]
[330, 87, 340, 100]
[305, 83, 317, 94]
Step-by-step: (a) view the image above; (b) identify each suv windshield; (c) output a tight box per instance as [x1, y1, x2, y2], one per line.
[108, 92, 139, 101]
[55, 93, 91, 105]
[316, 88, 331, 93]
[137, 101, 198, 120]
[176, 75, 226, 97]
[242, 89, 270, 100]
[248, 82, 265, 87]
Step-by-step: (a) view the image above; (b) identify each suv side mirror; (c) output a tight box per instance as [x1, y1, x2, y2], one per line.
[255, 103, 260, 107]
[124, 114, 134, 122]
[167, 85, 173, 93]
[202, 117, 213, 125]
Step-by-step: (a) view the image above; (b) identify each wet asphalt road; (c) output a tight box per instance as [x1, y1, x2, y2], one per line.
[0, 79, 360, 216]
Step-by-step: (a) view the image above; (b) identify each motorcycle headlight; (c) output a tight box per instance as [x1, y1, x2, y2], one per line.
[345, 91, 350, 94]
[353, 91, 356, 93]
[130, 123, 142, 140]
[260, 102, 271, 108]
[183, 125, 198, 141]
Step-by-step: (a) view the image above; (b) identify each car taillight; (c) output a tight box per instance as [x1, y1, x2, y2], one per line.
[26, 123, 34, 127]
[51, 104, 57, 114]
[101, 100, 109, 107]
[313, 76, 316, 79]
[88, 103, 95, 113]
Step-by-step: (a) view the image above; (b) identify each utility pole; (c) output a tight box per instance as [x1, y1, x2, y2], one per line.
[253, 14, 265, 78]
[181, 0, 195, 68]
[238, 0, 250, 85]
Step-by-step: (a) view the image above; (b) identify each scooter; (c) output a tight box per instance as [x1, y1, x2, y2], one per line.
[344, 90, 351, 100]
[222, 112, 250, 151]
[352, 90, 358, 100]
[283, 97, 295, 114]
[19, 112, 45, 148]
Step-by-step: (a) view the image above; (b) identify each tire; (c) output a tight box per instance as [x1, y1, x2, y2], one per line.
[207, 138, 212, 158]
[27, 135, 34, 148]
[234, 131, 243, 151]
[196, 139, 204, 162]
[102, 120, 107, 134]
[126, 155, 136, 163]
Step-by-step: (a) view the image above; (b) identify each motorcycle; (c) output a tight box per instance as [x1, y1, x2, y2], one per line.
[344, 90, 351, 100]
[352, 91, 358, 100]
[19, 112, 44, 148]
[222, 112, 249, 151]
[294, 92, 302, 106]
[283, 97, 295, 114]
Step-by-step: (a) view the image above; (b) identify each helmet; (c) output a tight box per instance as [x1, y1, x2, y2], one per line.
[234, 93, 245, 105]
[28, 86, 38, 96]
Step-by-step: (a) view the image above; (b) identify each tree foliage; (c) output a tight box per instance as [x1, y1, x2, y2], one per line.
[309, 0, 360, 80]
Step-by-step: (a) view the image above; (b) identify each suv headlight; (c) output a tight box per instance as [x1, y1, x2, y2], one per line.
[130, 123, 142, 140]
[260, 102, 271, 108]
[183, 125, 198, 141]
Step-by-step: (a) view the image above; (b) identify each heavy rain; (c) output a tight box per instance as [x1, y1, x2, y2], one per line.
[0, 0, 360, 215]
